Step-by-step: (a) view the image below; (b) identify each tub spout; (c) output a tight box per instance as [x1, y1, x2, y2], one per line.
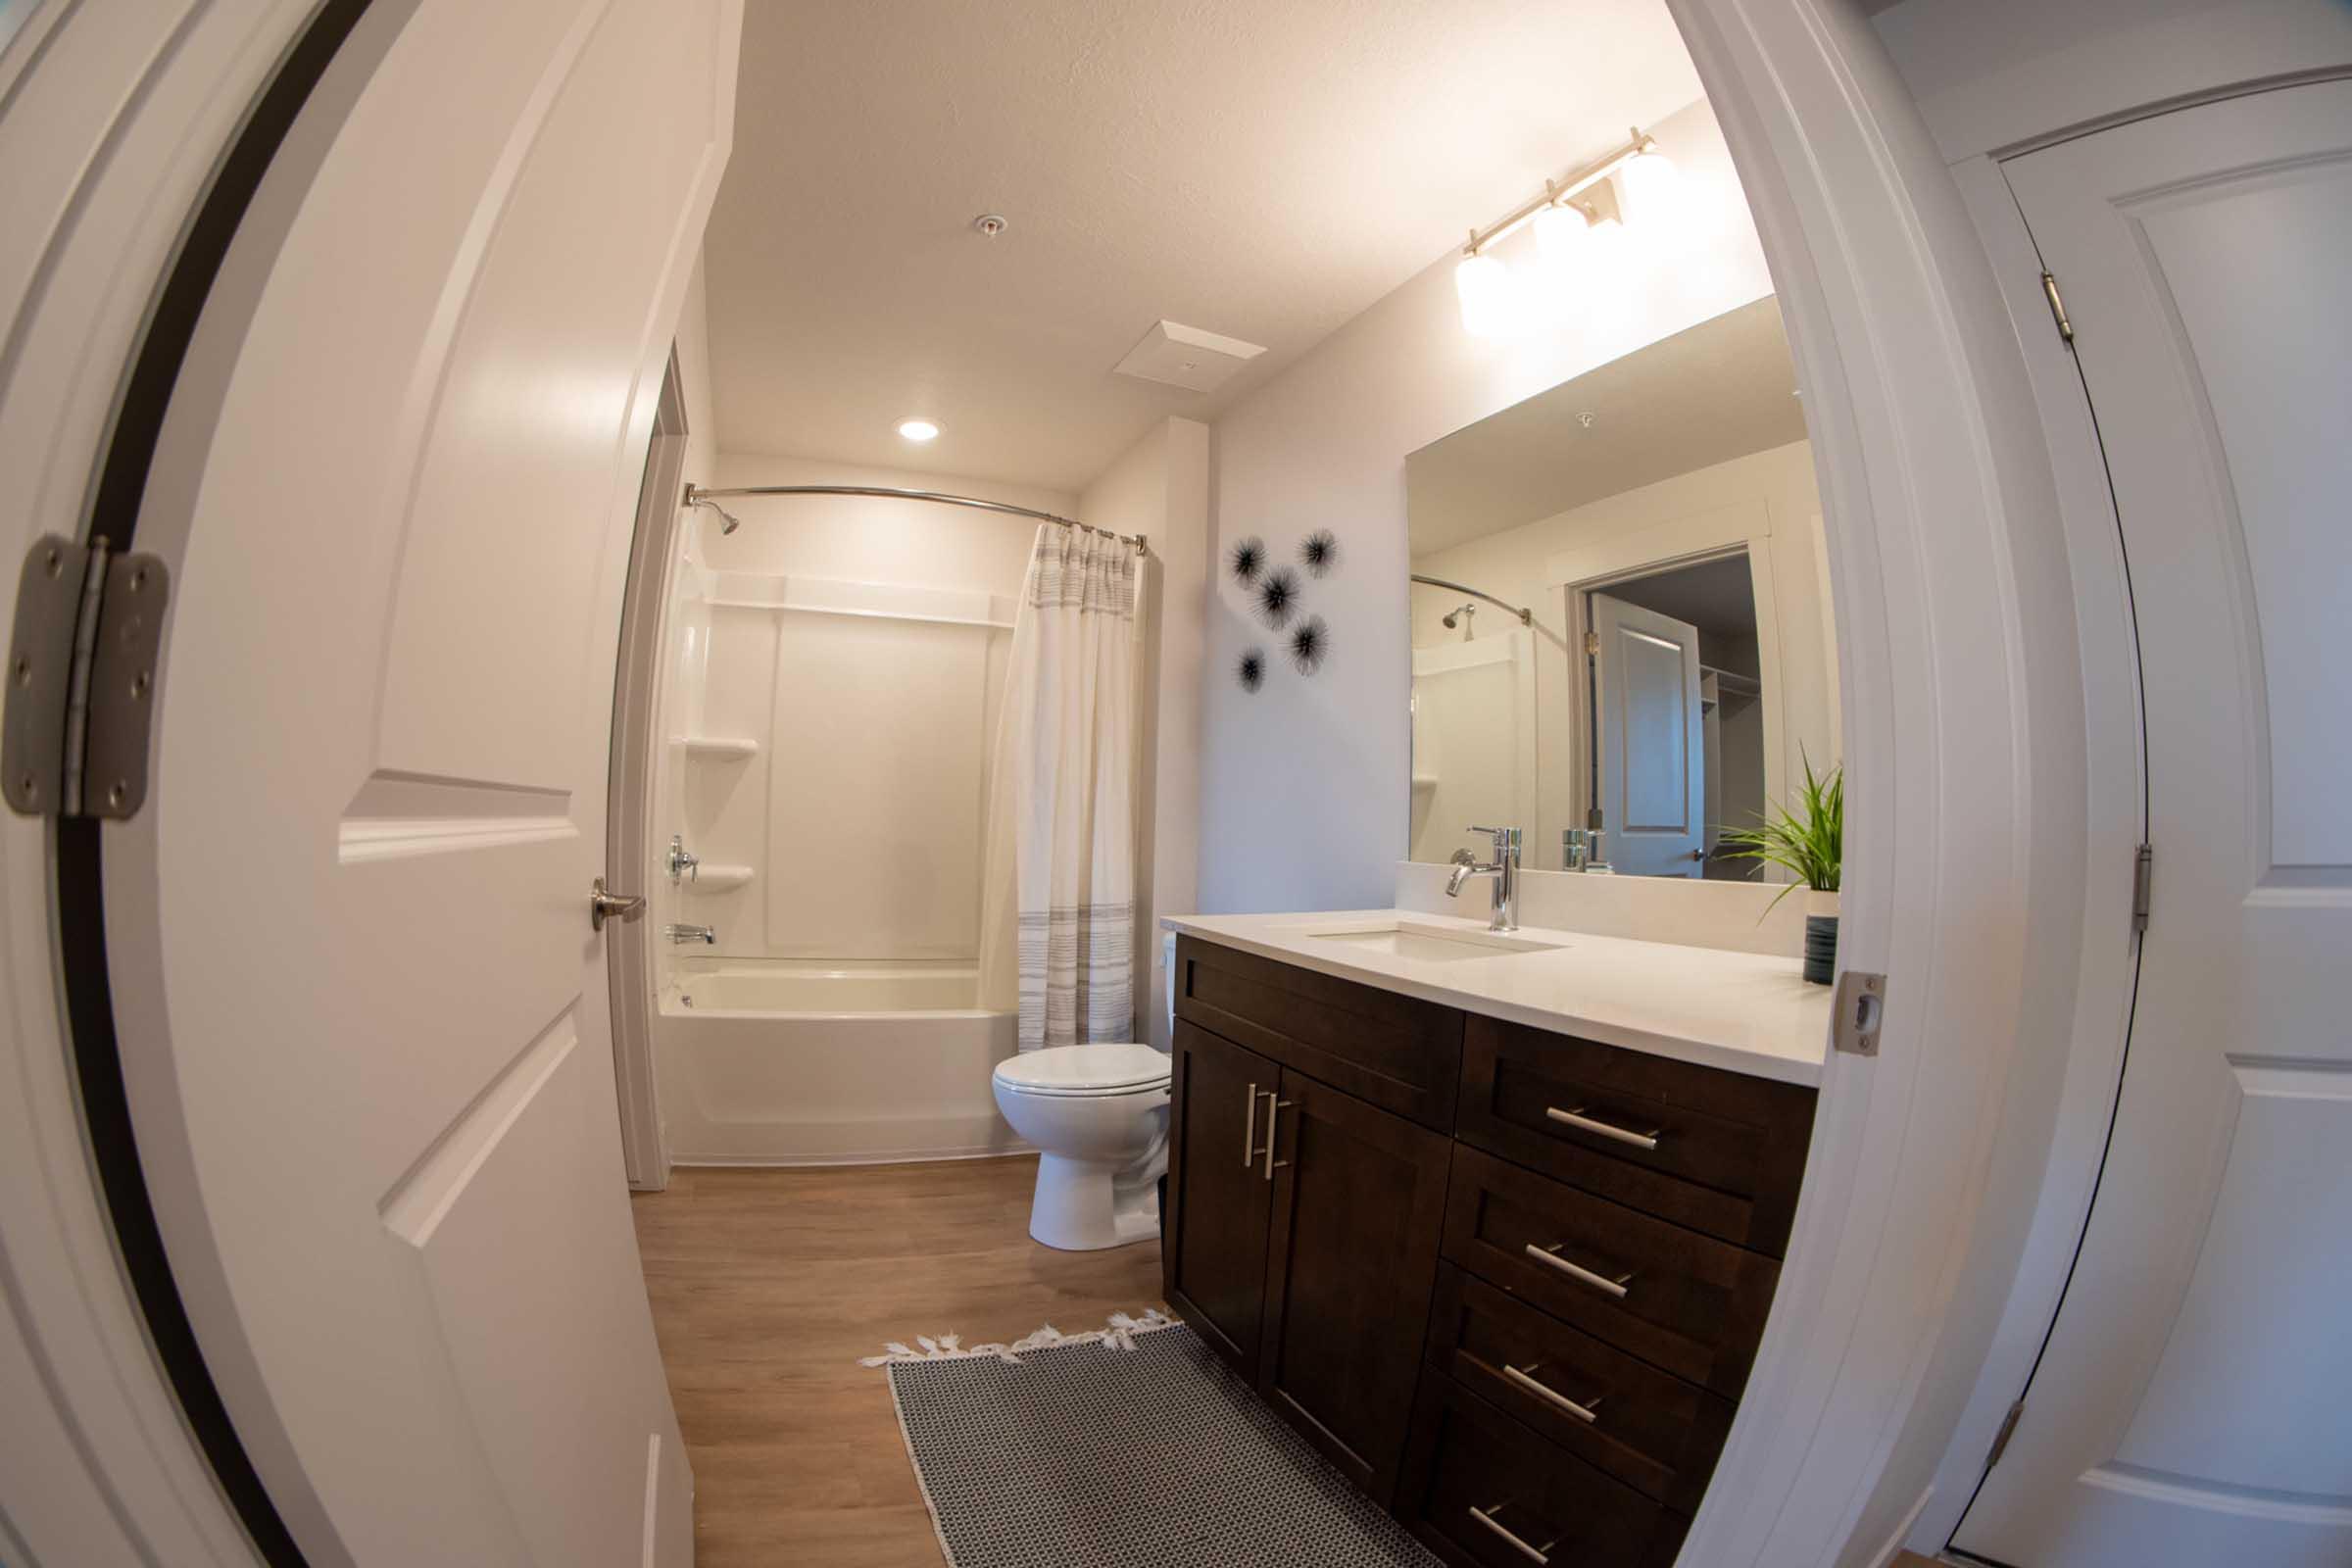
[663, 922, 717, 945]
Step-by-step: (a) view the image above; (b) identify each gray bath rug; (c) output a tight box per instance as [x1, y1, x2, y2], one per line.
[867, 1311, 1443, 1568]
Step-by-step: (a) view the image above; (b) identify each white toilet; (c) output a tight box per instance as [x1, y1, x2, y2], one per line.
[992, 1043, 1172, 1251]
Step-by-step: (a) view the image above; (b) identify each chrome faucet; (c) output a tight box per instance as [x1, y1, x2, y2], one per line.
[666, 833, 699, 882]
[663, 922, 716, 945]
[1446, 825, 1522, 932]
[1562, 827, 1611, 873]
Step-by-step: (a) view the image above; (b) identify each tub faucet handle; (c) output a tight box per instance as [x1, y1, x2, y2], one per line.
[666, 834, 699, 882]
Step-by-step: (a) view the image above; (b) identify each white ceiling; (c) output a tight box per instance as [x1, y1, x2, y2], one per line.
[705, 1, 1707, 491]
[1406, 296, 1806, 556]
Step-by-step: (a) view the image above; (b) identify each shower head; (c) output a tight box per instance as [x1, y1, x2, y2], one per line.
[685, 489, 742, 535]
[1441, 602, 1476, 630]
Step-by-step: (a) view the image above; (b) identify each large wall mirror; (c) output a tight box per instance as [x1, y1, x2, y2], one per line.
[1405, 297, 1839, 878]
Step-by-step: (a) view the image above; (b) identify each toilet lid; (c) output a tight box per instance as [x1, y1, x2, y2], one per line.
[993, 1043, 1170, 1096]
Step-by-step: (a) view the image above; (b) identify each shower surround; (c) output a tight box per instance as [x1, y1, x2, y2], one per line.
[648, 459, 1073, 1164]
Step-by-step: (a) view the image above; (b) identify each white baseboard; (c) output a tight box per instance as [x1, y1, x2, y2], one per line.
[669, 1142, 1036, 1170]
[1863, 1486, 1937, 1567]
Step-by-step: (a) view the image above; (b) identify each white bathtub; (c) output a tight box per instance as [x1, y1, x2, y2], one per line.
[654, 959, 1023, 1165]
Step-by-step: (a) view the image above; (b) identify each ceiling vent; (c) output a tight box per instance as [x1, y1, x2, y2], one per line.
[1112, 320, 1266, 393]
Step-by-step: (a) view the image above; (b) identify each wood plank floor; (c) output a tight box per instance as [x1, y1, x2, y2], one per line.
[633, 1158, 1948, 1568]
[631, 1156, 1163, 1567]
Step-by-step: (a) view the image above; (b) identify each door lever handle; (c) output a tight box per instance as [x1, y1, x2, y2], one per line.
[589, 876, 647, 931]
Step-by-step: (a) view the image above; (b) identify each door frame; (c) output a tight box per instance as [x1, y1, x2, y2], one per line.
[0, 4, 383, 1564]
[607, 353, 690, 1192]
[1546, 511, 1785, 863]
[2, 4, 2140, 1568]
[1657, 2, 2108, 1562]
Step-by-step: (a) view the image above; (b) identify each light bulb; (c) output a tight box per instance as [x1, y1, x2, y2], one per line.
[1526, 204, 1591, 327]
[1453, 251, 1517, 338]
[1617, 147, 1681, 229]
[897, 418, 940, 442]
[1534, 202, 1589, 270]
[1584, 213, 1630, 288]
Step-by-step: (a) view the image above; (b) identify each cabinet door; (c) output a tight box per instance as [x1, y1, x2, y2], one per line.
[1164, 1022, 1279, 1375]
[1258, 1066, 1453, 1504]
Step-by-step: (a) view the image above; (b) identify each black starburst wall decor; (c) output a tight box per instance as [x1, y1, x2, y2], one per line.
[1255, 565, 1301, 629]
[1237, 648, 1266, 693]
[1227, 535, 1266, 585]
[1298, 528, 1339, 577]
[1288, 614, 1330, 675]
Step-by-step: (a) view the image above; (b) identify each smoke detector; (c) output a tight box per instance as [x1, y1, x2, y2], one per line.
[1112, 319, 1266, 393]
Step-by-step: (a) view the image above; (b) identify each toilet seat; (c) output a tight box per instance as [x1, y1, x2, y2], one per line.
[993, 1043, 1170, 1098]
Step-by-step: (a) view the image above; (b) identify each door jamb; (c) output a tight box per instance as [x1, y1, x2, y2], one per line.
[1662, 2, 2097, 1562]
[606, 353, 689, 1191]
[1548, 514, 1783, 856]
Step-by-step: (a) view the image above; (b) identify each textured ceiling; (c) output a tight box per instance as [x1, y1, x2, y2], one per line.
[1407, 296, 1806, 557]
[706, 1, 1707, 490]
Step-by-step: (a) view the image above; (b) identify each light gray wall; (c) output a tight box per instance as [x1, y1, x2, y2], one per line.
[1198, 96, 1780, 912]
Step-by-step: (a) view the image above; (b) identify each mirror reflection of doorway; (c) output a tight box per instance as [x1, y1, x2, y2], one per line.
[1585, 551, 1763, 880]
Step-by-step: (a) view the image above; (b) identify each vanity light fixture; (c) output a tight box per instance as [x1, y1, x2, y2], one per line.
[1454, 127, 1677, 338]
[897, 418, 940, 442]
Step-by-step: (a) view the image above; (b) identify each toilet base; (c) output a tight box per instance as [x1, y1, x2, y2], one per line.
[1027, 1152, 1163, 1251]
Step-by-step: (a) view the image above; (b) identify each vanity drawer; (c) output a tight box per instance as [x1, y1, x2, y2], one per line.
[1443, 1146, 1781, 1398]
[1458, 1015, 1816, 1256]
[1423, 1265, 1733, 1514]
[1174, 935, 1464, 1131]
[1397, 1375, 1688, 1568]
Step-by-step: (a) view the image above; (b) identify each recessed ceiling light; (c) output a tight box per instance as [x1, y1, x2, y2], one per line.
[898, 418, 940, 442]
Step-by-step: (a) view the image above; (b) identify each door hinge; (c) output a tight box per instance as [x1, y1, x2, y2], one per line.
[2132, 842, 2153, 936]
[1984, 1397, 2026, 1475]
[2040, 270, 2076, 345]
[1584, 629, 1600, 658]
[3, 535, 170, 820]
[1832, 968, 1887, 1056]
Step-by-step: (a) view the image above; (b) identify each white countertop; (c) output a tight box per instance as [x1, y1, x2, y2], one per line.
[1163, 908, 1833, 1087]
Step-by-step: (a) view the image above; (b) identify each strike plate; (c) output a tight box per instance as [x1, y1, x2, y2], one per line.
[1833, 969, 1886, 1057]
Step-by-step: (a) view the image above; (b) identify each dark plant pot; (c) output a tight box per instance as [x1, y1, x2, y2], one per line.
[1803, 913, 1838, 986]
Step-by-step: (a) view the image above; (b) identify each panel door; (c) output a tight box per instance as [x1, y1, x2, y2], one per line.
[1954, 79, 2352, 1568]
[104, 2, 739, 1562]
[1591, 592, 1704, 876]
[1165, 1021, 1279, 1375]
[1258, 1066, 1453, 1504]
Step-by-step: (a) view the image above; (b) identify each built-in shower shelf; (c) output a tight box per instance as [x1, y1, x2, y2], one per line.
[676, 735, 759, 760]
[681, 863, 755, 892]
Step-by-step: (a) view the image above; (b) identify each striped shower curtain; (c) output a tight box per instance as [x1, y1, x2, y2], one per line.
[977, 526, 1143, 1050]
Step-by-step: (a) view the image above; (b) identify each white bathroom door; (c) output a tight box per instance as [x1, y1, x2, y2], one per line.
[102, 1, 738, 1563]
[1590, 593, 1703, 876]
[1951, 81, 2352, 1568]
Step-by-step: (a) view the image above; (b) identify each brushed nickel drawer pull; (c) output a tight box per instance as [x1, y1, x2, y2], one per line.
[1501, 1361, 1602, 1424]
[1262, 1096, 1297, 1181]
[1244, 1083, 1261, 1167]
[1545, 1104, 1662, 1150]
[1468, 1502, 1555, 1565]
[1525, 1242, 1635, 1298]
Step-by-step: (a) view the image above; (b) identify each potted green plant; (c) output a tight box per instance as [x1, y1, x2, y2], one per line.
[1719, 756, 1843, 984]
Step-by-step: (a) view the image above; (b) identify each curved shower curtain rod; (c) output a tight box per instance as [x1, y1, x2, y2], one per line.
[683, 483, 1148, 552]
[1410, 572, 1532, 625]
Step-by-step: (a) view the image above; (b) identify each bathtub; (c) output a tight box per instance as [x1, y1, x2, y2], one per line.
[654, 959, 1023, 1165]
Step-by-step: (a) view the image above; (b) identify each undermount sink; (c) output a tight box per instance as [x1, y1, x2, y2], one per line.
[1303, 921, 1565, 963]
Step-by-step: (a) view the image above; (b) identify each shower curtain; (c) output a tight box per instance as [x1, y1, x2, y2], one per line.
[978, 526, 1143, 1051]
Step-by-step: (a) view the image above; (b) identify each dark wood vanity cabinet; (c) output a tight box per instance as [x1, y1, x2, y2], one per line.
[1164, 1017, 1452, 1500]
[1166, 935, 1817, 1560]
